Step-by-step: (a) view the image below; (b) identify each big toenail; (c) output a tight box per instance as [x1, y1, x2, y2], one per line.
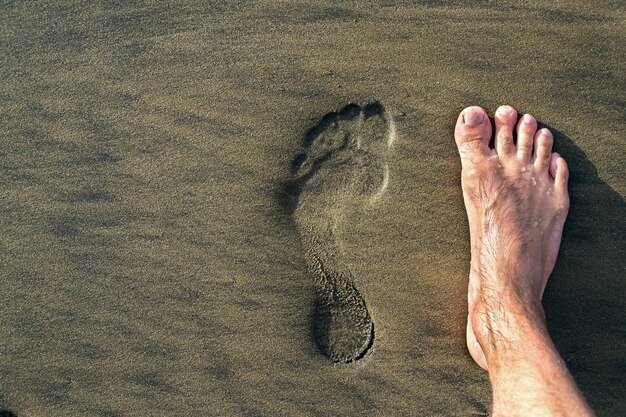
[497, 106, 513, 116]
[464, 110, 484, 125]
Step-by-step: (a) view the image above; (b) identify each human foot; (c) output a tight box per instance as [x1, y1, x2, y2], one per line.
[454, 105, 570, 370]
[291, 102, 392, 363]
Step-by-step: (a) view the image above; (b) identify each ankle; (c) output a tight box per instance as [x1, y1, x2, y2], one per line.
[471, 293, 547, 365]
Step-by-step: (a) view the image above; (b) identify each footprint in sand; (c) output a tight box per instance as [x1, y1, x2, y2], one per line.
[291, 102, 394, 363]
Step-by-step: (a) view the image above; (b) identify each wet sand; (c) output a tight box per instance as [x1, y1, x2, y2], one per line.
[1, 1, 625, 416]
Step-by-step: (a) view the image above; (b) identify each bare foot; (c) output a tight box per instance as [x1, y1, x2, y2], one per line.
[454, 106, 570, 370]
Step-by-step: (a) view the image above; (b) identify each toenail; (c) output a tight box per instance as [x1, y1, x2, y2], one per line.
[497, 106, 513, 116]
[523, 114, 534, 124]
[464, 109, 484, 125]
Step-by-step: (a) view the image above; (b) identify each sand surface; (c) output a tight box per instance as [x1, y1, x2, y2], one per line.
[1, 1, 625, 416]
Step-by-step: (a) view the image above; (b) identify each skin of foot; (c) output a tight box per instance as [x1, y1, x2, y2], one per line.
[455, 105, 569, 370]
[455, 105, 595, 416]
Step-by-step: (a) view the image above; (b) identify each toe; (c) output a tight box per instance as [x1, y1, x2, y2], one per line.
[533, 128, 553, 171]
[516, 114, 537, 161]
[455, 106, 492, 162]
[494, 105, 517, 157]
[549, 153, 569, 192]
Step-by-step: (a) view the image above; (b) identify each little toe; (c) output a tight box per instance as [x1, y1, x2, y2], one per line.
[455, 106, 493, 163]
[494, 105, 517, 157]
[533, 128, 553, 171]
[516, 114, 536, 162]
[549, 153, 569, 192]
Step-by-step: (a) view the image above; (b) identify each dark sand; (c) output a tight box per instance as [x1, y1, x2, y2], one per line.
[1, 1, 625, 416]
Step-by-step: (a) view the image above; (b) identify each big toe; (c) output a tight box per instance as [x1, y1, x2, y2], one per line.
[455, 106, 493, 163]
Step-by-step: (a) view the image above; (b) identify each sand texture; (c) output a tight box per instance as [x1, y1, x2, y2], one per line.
[1, 1, 625, 416]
